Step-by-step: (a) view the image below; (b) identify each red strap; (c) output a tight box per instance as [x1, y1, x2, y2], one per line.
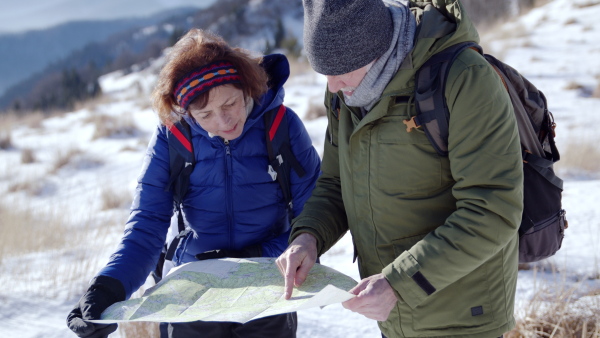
[168, 124, 192, 153]
[268, 105, 286, 141]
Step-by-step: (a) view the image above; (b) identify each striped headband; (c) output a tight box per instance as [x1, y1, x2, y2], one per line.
[173, 61, 241, 110]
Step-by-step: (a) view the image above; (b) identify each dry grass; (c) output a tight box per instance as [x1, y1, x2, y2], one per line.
[564, 17, 579, 26]
[120, 145, 140, 152]
[555, 140, 600, 177]
[7, 178, 44, 195]
[304, 101, 327, 121]
[119, 322, 160, 338]
[51, 147, 84, 174]
[507, 287, 600, 337]
[575, 1, 600, 9]
[118, 284, 161, 337]
[563, 80, 596, 97]
[88, 113, 140, 140]
[0, 113, 14, 149]
[593, 81, 600, 98]
[522, 40, 537, 48]
[101, 187, 132, 210]
[564, 81, 586, 91]
[287, 55, 314, 78]
[0, 194, 124, 300]
[21, 148, 36, 164]
[19, 111, 47, 129]
[0, 203, 70, 262]
[2, 108, 67, 128]
[0, 130, 12, 149]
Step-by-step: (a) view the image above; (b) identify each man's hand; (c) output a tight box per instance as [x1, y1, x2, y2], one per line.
[275, 233, 318, 300]
[342, 273, 398, 321]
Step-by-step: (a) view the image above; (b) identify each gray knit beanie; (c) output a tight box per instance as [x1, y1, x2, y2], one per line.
[303, 0, 394, 75]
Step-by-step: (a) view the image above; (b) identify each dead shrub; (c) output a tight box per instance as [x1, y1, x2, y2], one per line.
[51, 148, 83, 173]
[7, 179, 43, 195]
[529, 56, 543, 63]
[120, 145, 140, 152]
[89, 113, 139, 140]
[564, 17, 579, 25]
[575, 1, 600, 9]
[507, 286, 600, 337]
[0, 131, 11, 150]
[304, 101, 327, 121]
[555, 140, 600, 178]
[522, 40, 536, 48]
[118, 283, 161, 338]
[20, 111, 47, 129]
[21, 148, 36, 164]
[0, 113, 16, 150]
[593, 81, 600, 98]
[119, 322, 160, 338]
[101, 187, 132, 210]
[564, 81, 586, 91]
[287, 55, 314, 78]
[0, 203, 70, 261]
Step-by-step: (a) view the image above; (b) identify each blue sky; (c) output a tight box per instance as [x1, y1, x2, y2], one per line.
[0, 0, 216, 34]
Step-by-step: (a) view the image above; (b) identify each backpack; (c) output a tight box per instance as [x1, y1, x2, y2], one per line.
[151, 104, 305, 282]
[328, 42, 567, 264]
[406, 41, 567, 264]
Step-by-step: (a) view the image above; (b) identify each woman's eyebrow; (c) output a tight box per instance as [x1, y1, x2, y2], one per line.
[223, 96, 237, 105]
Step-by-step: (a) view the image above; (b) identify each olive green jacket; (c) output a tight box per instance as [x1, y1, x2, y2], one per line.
[290, 1, 524, 337]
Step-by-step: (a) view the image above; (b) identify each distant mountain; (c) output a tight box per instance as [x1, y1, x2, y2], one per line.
[0, 7, 199, 97]
[0, 0, 215, 34]
[0, 0, 304, 113]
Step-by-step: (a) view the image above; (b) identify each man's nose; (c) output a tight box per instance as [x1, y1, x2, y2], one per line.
[326, 75, 343, 93]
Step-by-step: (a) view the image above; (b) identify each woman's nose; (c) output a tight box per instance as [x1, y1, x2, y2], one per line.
[219, 111, 232, 126]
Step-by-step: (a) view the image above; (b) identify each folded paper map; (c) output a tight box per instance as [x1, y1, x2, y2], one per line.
[91, 257, 357, 324]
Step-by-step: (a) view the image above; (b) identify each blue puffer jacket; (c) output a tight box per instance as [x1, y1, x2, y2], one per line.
[98, 54, 321, 298]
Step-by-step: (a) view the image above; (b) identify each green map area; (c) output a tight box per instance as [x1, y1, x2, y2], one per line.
[92, 258, 357, 324]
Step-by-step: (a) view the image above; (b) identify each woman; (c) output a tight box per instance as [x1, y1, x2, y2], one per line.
[67, 29, 321, 338]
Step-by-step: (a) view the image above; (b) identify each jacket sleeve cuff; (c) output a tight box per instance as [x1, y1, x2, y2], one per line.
[90, 275, 127, 303]
[289, 220, 326, 256]
[382, 250, 436, 309]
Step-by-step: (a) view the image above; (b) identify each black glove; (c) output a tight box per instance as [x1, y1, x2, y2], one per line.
[195, 244, 263, 260]
[66, 276, 126, 338]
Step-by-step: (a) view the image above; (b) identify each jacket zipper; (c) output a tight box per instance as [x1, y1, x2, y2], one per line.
[224, 139, 234, 248]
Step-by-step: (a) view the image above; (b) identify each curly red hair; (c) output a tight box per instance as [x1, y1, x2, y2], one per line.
[152, 29, 268, 125]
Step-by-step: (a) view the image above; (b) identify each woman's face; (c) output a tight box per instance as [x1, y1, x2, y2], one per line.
[188, 85, 247, 140]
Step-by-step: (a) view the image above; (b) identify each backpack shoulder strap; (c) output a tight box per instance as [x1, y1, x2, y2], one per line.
[153, 119, 195, 281]
[165, 118, 195, 206]
[264, 105, 306, 215]
[411, 41, 480, 157]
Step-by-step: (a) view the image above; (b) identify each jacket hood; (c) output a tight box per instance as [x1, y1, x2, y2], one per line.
[184, 53, 289, 138]
[407, 0, 480, 70]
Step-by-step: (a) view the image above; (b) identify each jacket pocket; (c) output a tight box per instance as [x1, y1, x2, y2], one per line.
[375, 117, 447, 197]
[391, 237, 495, 334]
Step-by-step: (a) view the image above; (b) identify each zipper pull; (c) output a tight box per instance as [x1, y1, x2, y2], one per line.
[223, 139, 230, 155]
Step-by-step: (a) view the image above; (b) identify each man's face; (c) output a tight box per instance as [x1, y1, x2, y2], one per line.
[325, 62, 373, 96]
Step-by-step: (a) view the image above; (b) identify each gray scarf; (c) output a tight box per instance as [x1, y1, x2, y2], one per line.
[345, 2, 416, 111]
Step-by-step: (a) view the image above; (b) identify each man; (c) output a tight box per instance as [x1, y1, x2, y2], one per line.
[276, 0, 524, 337]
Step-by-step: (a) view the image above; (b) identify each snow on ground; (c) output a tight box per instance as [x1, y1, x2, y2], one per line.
[0, 0, 598, 337]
